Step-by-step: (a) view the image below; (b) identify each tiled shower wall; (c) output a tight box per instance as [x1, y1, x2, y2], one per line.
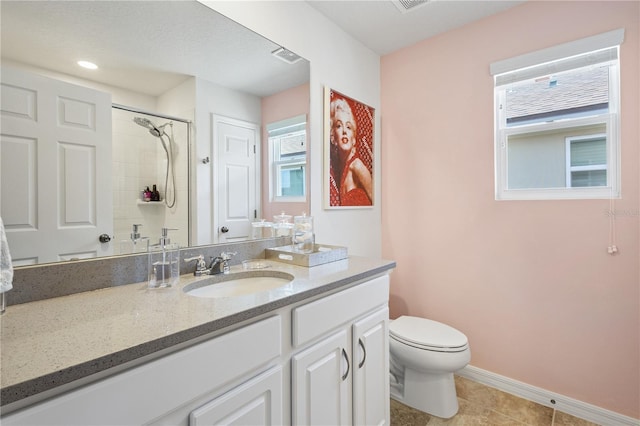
[111, 108, 190, 253]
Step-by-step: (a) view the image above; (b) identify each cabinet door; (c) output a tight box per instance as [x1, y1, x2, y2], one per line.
[352, 307, 389, 426]
[189, 366, 283, 426]
[292, 329, 351, 425]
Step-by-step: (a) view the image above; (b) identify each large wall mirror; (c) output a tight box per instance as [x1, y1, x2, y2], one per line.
[0, 1, 310, 267]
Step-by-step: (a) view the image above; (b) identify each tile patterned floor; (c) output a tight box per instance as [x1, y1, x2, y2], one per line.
[390, 376, 601, 426]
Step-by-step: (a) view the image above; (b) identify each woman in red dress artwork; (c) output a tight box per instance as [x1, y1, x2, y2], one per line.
[330, 96, 373, 206]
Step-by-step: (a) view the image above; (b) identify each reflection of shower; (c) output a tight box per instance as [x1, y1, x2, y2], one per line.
[133, 116, 176, 208]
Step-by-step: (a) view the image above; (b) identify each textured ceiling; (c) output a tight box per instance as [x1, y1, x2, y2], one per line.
[0, 0, 309, 97]
[1, 0, 524, 97]
[306, 0, 525, 55]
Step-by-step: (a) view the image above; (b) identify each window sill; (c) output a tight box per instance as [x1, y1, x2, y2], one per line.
[272, 197, 306, 203]
[496, 187, 620, 201]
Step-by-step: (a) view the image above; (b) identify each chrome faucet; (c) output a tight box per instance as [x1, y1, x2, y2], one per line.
[207, 255, 225, 275]
[218, 251, 237, 274]
[186, 252, 237, 276]
[185, 255, 209, 276]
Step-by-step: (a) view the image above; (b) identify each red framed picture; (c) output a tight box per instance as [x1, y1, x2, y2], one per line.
[324, 87, 375, 209]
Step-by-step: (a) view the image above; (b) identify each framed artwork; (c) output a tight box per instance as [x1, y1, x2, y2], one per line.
[323, 87, 375, 209]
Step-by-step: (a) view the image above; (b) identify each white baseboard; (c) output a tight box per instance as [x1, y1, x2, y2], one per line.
[457, 365, 639, 426]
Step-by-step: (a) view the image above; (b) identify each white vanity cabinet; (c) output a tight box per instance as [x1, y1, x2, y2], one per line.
[2, 273, 391, 426]
[291, 275, 390, 425]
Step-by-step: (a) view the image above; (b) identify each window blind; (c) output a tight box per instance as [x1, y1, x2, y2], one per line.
[571, 138, 606, 167]
[267, 114, 307, 138]
[491, 28, 624, 86]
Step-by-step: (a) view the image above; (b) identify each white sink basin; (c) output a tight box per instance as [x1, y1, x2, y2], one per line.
[184, 271, 294, 298]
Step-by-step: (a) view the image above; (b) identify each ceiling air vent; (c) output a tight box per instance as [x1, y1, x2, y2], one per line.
[391, 0, 430, 13]
[271, 47, 303, 64]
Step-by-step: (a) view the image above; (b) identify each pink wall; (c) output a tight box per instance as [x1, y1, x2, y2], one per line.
[381, 1, 639, 419]
[261, 83, 310, 222]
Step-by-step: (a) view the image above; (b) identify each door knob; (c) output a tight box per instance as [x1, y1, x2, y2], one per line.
[220, 226, 229, 233]
[99, 234, 112, 243]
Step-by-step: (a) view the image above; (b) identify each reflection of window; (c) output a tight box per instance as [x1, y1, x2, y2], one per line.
[566, 134, 607, 188]
[267, 115, 307, 201]
[492, 29, 623, 200]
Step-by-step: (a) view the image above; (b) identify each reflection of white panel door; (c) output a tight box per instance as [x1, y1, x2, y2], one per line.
[0, 67, 112, 265]
[213, 115, 259, 243]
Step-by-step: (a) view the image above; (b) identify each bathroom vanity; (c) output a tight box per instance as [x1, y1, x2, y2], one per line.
[0, 255, 395, 425]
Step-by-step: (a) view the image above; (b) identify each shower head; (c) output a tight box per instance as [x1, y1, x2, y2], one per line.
[133, 116, 166, 137]
[133, 116, 154, 130]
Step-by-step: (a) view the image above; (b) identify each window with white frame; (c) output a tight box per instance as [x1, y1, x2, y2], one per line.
[267, 115, 307, 202]
[492, 29, 623, 200]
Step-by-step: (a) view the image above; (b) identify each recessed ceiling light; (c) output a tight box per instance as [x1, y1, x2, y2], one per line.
[77, 60, 98, 70]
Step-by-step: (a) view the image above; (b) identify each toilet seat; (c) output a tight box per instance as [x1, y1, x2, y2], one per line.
[390, 316, 468, 353]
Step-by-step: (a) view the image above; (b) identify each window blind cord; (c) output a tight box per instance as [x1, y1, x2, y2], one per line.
[608, 194, 618, 255]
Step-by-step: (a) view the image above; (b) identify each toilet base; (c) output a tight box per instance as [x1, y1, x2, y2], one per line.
[392, 367, 459, 419]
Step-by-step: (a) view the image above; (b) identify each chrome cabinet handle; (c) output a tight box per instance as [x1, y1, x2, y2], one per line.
[358, 338, 366, 369]
[220, 226, 229, 233]
[341, 348, 350, 381]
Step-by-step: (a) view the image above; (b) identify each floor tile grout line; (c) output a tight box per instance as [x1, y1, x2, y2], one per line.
[457, 395, 537, 426]
[456, 375, 579, 426]
[392, 376, 602, 426]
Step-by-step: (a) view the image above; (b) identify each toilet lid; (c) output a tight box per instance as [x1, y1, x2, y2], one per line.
[389, 316, 468, 351]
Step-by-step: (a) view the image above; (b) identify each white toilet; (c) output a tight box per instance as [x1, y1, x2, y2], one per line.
[389, 315, 471, 419]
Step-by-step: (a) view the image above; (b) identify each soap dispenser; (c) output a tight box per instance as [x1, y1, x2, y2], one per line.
[119, 224, 149, 254]
[148, 227, 180, 289]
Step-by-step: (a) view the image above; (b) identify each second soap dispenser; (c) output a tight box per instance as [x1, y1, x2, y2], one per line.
[120, 224, 149, 254]
[148, 228, 180, 289]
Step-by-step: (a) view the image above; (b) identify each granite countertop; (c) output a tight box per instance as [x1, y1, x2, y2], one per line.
[0, 256, 395, 409]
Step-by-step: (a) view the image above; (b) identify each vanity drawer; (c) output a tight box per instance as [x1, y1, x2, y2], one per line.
[189, 366, 283, 426]
[292, 275, 389, 347]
